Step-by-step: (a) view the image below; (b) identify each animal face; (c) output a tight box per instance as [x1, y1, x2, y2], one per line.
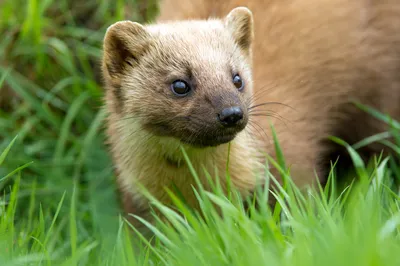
[103, 8, 254, 147]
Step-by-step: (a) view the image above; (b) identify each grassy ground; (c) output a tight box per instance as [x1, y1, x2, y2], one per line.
[1, 0, 400, 265]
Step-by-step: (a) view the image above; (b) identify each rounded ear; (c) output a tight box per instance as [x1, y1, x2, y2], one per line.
[224, 7, 254, 54]
[102, 21, 152, 84]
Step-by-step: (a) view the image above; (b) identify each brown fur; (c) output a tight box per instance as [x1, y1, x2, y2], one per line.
[102, 1, 400, 228]
[158, 0, 400, 178]
[102, 8, 266, 228]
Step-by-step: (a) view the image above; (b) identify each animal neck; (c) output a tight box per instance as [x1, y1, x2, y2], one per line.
[115, 120, 265, 208]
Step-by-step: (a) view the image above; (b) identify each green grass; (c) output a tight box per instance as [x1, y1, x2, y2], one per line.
[1, 0, 400, 265]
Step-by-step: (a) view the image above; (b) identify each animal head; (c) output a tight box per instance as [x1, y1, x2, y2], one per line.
[103, 7, 254, 147]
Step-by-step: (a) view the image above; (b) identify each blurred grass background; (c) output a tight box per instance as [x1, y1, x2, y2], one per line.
[1, 1, 400, 265]
[0, 0, 158, 263]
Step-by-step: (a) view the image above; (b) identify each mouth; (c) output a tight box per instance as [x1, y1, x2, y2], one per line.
[180, 133, 238, 148]
[143, 117, 247, 148]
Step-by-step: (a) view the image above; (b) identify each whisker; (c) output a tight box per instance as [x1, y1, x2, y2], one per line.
[247, 122, 262, 138]
[245, 83, 280, 106]
[248, 109, 280, 115]
[243, 124, 257, 141]
[249, 120, 270, 143]
[248, 111, 290, 123]
[248, 102, 294, 111]
[249, 107, 290, 120]
[249, 114, 289, 129]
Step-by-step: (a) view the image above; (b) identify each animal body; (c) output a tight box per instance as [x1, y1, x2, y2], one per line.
[102, 0, 400, 229]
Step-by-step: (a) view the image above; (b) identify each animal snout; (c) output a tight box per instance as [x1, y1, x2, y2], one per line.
[217, 106, 244, 127]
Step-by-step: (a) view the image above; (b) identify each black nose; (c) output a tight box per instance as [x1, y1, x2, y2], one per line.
[218, 106, 244, 127]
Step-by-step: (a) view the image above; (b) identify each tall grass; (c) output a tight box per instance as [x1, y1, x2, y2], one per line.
[1, 117, 400, 265]
[0, 0, 157, 264]
[1, 0, 400, 265]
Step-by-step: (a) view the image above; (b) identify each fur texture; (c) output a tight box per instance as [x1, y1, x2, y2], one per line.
[102, 0, 400, 228]
[158, 0, 400, 178]
[102, 8, 265, 228]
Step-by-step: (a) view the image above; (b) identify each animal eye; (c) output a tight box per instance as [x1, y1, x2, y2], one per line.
[171, 80, 191, 96]
[233, 74, 244, 91]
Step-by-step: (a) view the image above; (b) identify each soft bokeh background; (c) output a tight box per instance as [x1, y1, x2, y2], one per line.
[0, 0, 158, 260]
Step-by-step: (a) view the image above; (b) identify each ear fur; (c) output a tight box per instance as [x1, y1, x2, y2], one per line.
[225, 7, 254, 54]
[102, 21, 151, 85]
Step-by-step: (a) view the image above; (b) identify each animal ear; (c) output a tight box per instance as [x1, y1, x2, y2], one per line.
[224, 7, 254, 54]
[102, 21, 151, 83]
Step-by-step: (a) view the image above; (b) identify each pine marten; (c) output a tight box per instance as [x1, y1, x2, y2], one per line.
[102, 0, 400, 228]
